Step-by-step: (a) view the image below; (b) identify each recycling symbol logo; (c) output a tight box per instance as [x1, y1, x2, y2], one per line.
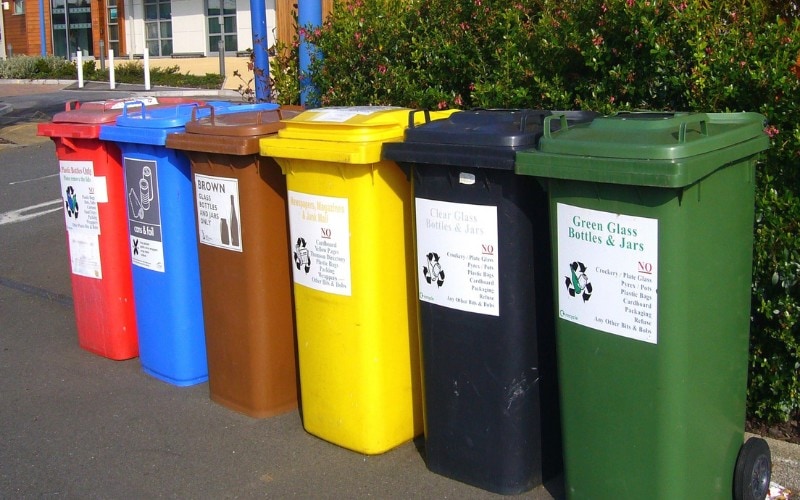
[64, 185, 79, 218]
[422, 252, 445, 288]
[565, 261, 592, 302]
[294, 237, 311, 274]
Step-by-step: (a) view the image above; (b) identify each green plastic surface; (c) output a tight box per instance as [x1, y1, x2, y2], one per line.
[515, 111, 770, 498]
[516, 112, 768, 187]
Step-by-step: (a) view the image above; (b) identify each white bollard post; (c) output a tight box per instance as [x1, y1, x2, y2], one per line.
[77, 51, 84, 88]
[143, 50, 151, 91]
[109, 49, 116, 90]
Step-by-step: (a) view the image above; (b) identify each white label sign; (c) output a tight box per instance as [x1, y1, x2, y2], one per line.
[287, 191, 351, 296]
[309, 106, 399, 122]
[556, 203, 658, 343]
[59, 160, 100, 234]
[194, 174, 242, 252]
[68, 231, 102, 279]
[124, 158, 165, 272]
[415, 198, 499, 316]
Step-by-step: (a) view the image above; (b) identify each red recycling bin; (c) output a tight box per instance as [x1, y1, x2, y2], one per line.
[37, 97, 203, 360]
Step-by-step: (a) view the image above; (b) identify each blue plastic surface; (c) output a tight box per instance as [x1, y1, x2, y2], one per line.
[122, 141, 207, 386]
[214, 102, 280, 115]
[99, 103, 219, 386]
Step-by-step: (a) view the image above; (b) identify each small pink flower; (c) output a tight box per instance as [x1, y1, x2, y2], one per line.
[593, 35, 604, 47]
[437, 100, 448, 110]
[626, 0, 634, 7]
[609, 96, 616, 104]
[454, 94, 463, 106]
[377, 64, 387, 74]
[764, 125, 779, 138]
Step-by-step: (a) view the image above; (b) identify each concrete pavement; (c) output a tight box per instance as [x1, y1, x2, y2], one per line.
[0, 78, 797, 498]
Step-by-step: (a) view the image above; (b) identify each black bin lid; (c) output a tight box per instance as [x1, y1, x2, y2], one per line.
[383, 109, 597, 170]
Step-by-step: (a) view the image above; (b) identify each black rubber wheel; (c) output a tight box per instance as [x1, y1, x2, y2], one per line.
[733, 437, 771, 500]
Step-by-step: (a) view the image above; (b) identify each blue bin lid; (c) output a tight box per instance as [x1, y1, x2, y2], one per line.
[212, 102, 280, 116]
[113, 101, 217, 129]
[99, 101, 238, 146]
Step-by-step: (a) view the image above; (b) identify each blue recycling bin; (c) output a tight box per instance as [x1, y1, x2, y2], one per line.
[98, 100, 242, 386]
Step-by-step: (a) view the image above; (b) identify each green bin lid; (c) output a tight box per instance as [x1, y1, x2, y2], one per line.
[515, 112, 770, 187]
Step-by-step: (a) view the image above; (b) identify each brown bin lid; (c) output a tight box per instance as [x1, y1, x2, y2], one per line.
[167, 105, 303, 156]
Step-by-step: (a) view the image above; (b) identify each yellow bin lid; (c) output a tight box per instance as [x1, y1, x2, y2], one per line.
[260, 106, 456, 164]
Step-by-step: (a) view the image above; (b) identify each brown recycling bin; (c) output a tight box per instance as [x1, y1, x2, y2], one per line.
[166, 104, 302, 418]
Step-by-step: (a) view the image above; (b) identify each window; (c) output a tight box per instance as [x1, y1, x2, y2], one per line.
[13, 0, 24, 15]
[207, 0, 237, 53]
[144, 0, 172, 56]
[50, 0, 93, 58]
[107, 0, 119, 55]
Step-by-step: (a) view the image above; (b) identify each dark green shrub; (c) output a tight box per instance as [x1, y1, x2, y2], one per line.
[285, 0, 800, 424]
[80, 59, 97, 80]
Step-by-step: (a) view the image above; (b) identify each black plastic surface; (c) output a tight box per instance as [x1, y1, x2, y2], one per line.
[384, 109, 597, 494]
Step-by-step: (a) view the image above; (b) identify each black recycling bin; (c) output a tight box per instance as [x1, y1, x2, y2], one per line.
[383, 109, 596, 495]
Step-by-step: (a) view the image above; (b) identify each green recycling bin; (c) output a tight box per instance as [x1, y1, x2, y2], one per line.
[515, 112, 771, 500]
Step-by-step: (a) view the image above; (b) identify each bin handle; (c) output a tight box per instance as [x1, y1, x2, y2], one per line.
[519, 111, 529, 132]
[407, 109, 432, 129]
[172, 103, 200, 118]
[191, 104, 214, 123]
[65, 100, 81, 111]
[678, 116, 708, 143]
[543, 114, 569, 139]
[121, 100, 151, 118]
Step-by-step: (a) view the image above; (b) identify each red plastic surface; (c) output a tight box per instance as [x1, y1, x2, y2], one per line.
[49, 135, 139, 360]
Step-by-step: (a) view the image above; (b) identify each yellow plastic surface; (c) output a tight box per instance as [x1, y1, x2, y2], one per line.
[259, 106, 456, 164]
[259, 107, 457, 454]
[284, 157, 422, 454]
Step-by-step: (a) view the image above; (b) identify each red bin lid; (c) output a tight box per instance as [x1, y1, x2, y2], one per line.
[51, 97, 205, 124]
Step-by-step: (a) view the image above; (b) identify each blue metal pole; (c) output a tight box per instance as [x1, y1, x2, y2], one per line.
[250, 0, 271, 102]
[39, 0, 46, 55]
[298, 0, 322, 106]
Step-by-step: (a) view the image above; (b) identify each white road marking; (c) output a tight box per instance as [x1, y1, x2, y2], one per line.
[8, 173, 59, 185]
[0, 199, 62, 225]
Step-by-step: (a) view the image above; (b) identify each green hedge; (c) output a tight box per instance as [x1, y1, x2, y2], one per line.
[270, 0, 800, 423]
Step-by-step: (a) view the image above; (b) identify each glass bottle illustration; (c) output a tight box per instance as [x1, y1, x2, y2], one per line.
[229, 195, 240, 247]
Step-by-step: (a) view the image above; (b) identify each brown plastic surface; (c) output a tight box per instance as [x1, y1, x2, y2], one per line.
[167, 106, 303, 156]
[180, 121, 298, 418]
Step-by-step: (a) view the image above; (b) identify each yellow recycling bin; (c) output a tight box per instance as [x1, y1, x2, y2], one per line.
[260, 106, 454, 454]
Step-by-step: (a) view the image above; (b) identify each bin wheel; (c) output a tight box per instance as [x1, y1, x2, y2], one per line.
[733, 437, 771, 500]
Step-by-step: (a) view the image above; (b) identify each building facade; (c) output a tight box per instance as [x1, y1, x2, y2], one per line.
[0, 0, 284, 60]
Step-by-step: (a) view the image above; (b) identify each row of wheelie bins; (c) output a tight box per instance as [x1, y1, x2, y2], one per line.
[38, 102, 772, 499]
